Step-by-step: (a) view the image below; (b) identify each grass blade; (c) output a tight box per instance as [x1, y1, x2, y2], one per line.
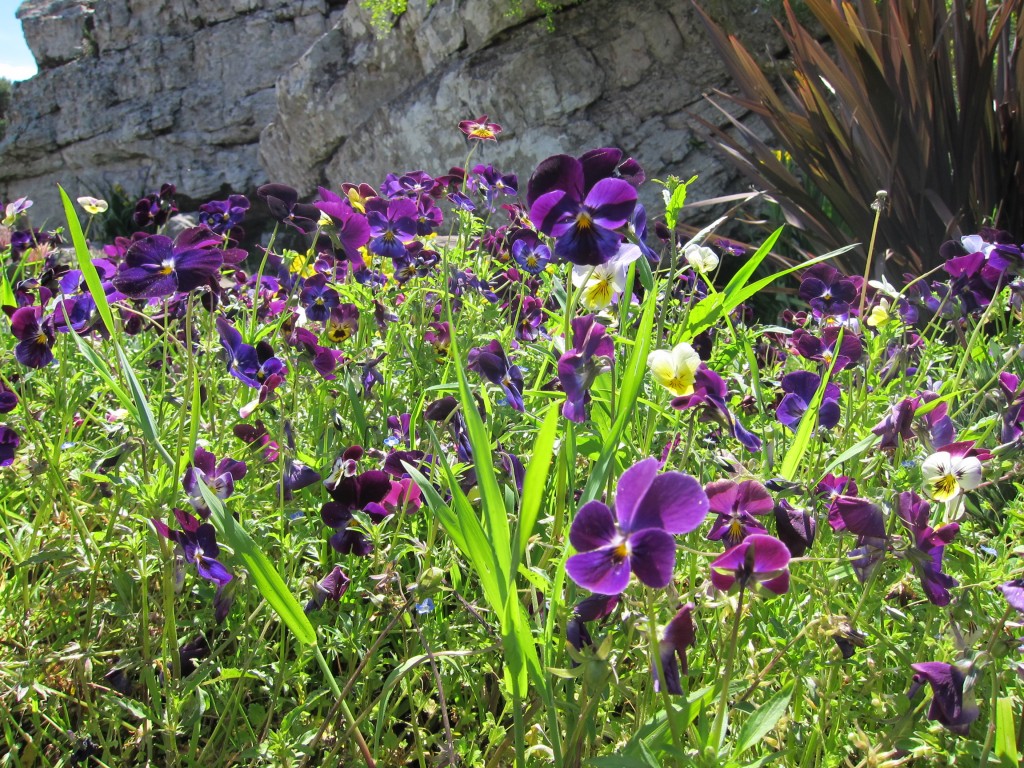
[196, 481, 317, 646]
[59, 185, 116, 335]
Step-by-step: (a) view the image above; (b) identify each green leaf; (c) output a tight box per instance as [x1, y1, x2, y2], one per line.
[116, 345, 176, 469]
[514, 403, 560, 568]
[196, 481, 317, 646]
[996, 697, 1020, 765]
[664, 174, 698, 231]
[778, 333, 843, 481]
[732, 682, 793, 757]
[59, 185, 116, 336]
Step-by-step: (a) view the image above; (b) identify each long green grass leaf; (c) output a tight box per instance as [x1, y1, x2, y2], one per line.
[196, 481, 317, 646]
[59, 186, 116, 335]
[514, 403, 560, 568]
[116, 345, 176, 469]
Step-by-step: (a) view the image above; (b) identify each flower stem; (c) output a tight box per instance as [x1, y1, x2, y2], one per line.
[708, 585, 745, 760]
[646, 589, 687, 756]
[313, 645, 377, 767]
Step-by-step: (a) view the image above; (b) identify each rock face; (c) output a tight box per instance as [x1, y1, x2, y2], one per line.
[1, 0, 779, 226]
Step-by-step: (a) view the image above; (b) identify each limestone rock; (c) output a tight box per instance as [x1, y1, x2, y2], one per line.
[2, 0, 780, 226]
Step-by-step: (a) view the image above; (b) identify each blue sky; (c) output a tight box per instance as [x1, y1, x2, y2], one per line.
[0, 0, 38, 81]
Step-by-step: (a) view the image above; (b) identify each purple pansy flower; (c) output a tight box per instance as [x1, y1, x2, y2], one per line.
[773, 500, 817, 557]
[908, 661, 979, 735]
[792, 326, 863, 371]
[567, 594, 620, 653]
[299, 274, 340, 323]
[710, 533, 791, 595]
[366, 197, 417, 259]
[0, 425, 19, 467]
[509, 230, 552, 275]
[112, 228, 223, 299]
[258, 183, 321, 233]
[896, 491, 959, 606]
[182, 446, 247, 516]
[672, 365, 762, 452]
[776, 370, 841, 431]
[304, 565, 351, 613]
[215, 317, 287, 390]
[527, 153, 638, 266]
[558, 315, 614, 423]
[198, 194, 250, 237]
[833, 495, 888, 582]
[565, 458, 709, 595]
[704, 479, 774, 547]
[315, 187, 371, 259]
[10, 306, 55, 368]
[468, 340, 525, 412]
[655, 603, 696, 696]
[151, 507, 233, 588]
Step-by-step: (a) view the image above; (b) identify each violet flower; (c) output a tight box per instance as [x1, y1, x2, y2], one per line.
[709, 533, 791, 595]
[198, 194, 250, 237]
[558, 315, 613, 423]
[299, 274, 340, 323]
[655, 603, 696, 695]
[459, 115, 502, 141]
[776, 370, 841, 432]
[704, 479, 774, 547]
[10, 306, 55, 368]
[305, 565, 351, 613]
[565, 458, 709, 594]
[773, 500, 817, 557]
[112, 228, 223, 299]
[672, 365, 761, 452]
[908, 661, 979, 735]
[366, 197, 417, 259]
[468, 340, 525, 412]
[150, 507, 233, 588]
[314, 187, 371, 259]
[896, 491, 958, 606]
[182, 446, 247, 516]
[0, 425, 19, 467]
[510, 231, 552, 275]
[567, 594, 620, 653]
[258, 183, 321, 233]
[215, 317, 287, 390]
[527, 153, 637, 266]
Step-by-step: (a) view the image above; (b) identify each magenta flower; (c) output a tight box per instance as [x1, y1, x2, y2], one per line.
[672, 365, 761, 452]
[459, 115, 502, 141]
[704, 479, 774, 547]
[710, 533, 791, 595]
[896, 491, 958, 606]
[908, 661, 979, 735]
[566, 458, 709, 595]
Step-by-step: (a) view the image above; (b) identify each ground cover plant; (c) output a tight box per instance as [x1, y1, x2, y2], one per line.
[2, 119, 1024, 768]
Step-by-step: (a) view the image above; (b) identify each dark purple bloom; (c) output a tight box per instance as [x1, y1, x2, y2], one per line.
[872, 397, 918, 450]
[470, 164, 518, 210]
[305, 565, 351, 613]
[151, 507, 233, 587]
[198, 194, 250, 236]
[817, 473, 857, 528]
[215, 317, 287, 389]
[112, 229, 223, 299]
[773, 500, 817, 557]
[258, 183, 321, 233]
[567, 594, 619, 653]
[1000, 579, 1024, 614]
[326, 303, 360, 344]
[182, 446, 247, 516]
[672, 365, 761, 452]
[233, 420, 279, 463]
[558, 315, 613, 423]
[709, 533, 791, 595]
[0, 380, 17, 414]
[0, 425, 19, 466]
[323, 446, 392, 515]
[833, 495, 888, 582]
[10, 306, 55, 368]
[896, 491, 958, 606]
[704, 479, 774, 547]
[798, 264, 858, 318]
[566, 458, 709, 594]
[366, 197, 418, 259]
[280, 458, 320, 502]
[133, 183, 177, 229]
[424, 321, 451, 359]
[655, 603, 696, 695]
[776, 370, 841, 432]
[528, 154, 637, 266]
[908, 661, 979, 735]
[509, 230, 552, 275]
[1001, 372, 1024, 443]
[792, 326, 863, 371]
[381, 170, 435, 200]
[468, 339, 525, 412]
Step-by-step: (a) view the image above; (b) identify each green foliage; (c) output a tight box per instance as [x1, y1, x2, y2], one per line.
[693, 0, 1024, 274]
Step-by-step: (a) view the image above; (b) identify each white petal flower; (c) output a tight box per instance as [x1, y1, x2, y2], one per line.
[77, 196, 109, 215]
[921, 451, 983, 502]
[647, 343, 701, 396]
[684, 244, 719, 273]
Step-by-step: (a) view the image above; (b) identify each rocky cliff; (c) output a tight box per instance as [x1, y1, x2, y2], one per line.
[1, 0, 779, 226]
